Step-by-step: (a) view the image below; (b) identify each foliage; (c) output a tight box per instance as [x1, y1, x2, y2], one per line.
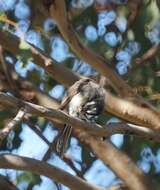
[0, 0, 160, 190]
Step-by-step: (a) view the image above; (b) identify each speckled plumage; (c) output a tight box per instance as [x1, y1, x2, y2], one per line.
[56, 78, 105, 156]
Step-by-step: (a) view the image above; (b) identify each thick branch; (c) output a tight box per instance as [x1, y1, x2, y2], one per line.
[1, 92, 160, 139]
[50, 0, 160, 119]
[105, 92, 160, 130]
[0, 30, 160, 130]
[0, 95, 154, 190]
[77, 131, 154, 190]
[0, 92, 120, 137]
[0, 92, 108, 136]
[24, 117, 160, 180]
[0, 154, 103, 190]
[50, 0, 130, 96]
[49, 1, 140, 98]
[0, 29, 79, 87]
[104, 123, 160, 142]
[31, 46, 79, 87]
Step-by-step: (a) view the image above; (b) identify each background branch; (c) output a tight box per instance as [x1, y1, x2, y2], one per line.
[0, 174, 19, 190]
[76, 131, 154, 190]
[0, 45, 18, 95]
[135, 45, 160, 64]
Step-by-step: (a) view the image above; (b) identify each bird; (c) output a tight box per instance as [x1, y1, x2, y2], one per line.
[56, 78, 105, 156]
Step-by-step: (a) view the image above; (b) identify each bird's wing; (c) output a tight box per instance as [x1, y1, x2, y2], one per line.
[58, 78, 91, 110]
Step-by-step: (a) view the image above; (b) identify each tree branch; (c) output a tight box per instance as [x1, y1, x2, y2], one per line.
[0, 62, 60, 108]
[0, 174, 19, 190]
[76, 131, 154, 190]
[135, 44, 160, 64]
[0, 94, 154, 190]
[1, 92, 160, 139]
[49, 0, 160, 129]
[49, 0, 148, 107]
[106, 123, 160, 142]
[0, 29, 79, 87]
[25, 115, 160, 181]
[0, 45, 18, 95]
[105, 92, 160, 130]
[0, 154, 103, 190]
[21, 117, 84, 178]
[107, 183, 127, 190]
[0, 29, 160, 130]
[31, 46, 79, 87]
[0, 92, 108, 136]
[0, 109, 25, 142]
[1, 91, 160, 144]
[50, 0, 131, 96]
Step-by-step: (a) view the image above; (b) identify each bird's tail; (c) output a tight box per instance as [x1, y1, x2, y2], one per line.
[56, 124, 72, 157]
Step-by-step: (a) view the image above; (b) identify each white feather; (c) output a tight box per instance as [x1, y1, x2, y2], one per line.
[69, 93, 84, 117]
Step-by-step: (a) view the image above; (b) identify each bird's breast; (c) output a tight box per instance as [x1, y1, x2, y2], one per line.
[68, 93, 85, 117]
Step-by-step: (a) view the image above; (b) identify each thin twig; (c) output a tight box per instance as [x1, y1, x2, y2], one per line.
[24, 118, 51, 146]
[112, 0, 144, 59]
[0, 109, 25, 142]
[24, 118, 84, 177]
[42, 135, 57, 161]
[0, 61, 60, 107]
[135, 44, 160, 64]
[63, 155, 84, 179]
